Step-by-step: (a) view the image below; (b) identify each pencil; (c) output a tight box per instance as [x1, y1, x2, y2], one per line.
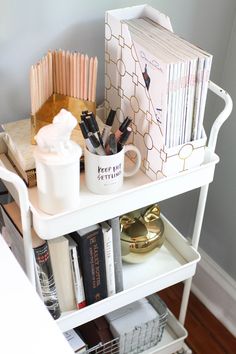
[91, 56, 98, 102]
[58, 49, 63, 94]
[80, 54, 84, 100]
[84, 54, 89, 100]
[76, 52, 80, 100]
[30, 66, 35, 114]
[48, 51, 53, 97]
[65, 50, 70, 96]
[73, 52, 77, 98]
[88, 57, 94, 101]
[52, 51, 56, 94]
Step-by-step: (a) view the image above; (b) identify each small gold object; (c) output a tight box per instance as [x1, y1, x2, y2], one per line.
[120, 204, 165, 263]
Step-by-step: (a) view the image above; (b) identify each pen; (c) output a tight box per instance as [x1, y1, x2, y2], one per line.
[88, 134, 106, 155]
[117, 127, 132, 152]
[101, 109, 116, 146]
[114, 117, 132, 141]
[105, 133, 117, 155]
[79, 121, 95, 153]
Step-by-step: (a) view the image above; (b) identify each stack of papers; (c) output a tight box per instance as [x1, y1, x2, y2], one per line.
[124, 18, 212, 148]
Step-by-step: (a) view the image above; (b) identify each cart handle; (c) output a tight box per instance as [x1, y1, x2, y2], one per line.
[208, 80, 233, 153]
[0, 166, 35, 286]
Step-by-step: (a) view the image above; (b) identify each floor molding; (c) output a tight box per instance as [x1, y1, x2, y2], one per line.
[191, 248, 236, 336]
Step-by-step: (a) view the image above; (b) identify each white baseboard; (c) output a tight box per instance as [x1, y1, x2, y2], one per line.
[191, 248, 236, 337]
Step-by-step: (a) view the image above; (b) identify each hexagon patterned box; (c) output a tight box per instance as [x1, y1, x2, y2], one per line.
[105, 5, 209, 181]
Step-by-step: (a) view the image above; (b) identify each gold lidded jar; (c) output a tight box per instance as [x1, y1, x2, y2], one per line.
[120, 204, 165, 263]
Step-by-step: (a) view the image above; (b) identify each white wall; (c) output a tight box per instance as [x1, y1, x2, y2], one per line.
[200, 12, 236, 278]
[1, 1, 236, 280]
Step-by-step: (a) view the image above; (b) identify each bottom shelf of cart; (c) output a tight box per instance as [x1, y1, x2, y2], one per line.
[143, 311, 188, 354]
[83, 311, 188, 354]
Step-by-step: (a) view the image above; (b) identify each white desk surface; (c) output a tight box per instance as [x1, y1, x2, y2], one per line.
[0, 234, 74, 354]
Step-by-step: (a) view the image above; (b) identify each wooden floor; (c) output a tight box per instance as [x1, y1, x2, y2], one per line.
[158, 283, 236, 354]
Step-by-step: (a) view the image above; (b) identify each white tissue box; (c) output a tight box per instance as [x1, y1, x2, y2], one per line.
[105, 298, 160, 354]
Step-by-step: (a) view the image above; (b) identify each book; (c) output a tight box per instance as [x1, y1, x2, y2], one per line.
[66, 235, 86, 309]
[48, 236, 77, 312]
[100, 221, 116, 297]
[0, 201, 61, 319]
[108, 217, 124, 293]
[75, 316, 114, 350]
[34, 241, 61, 320]
[63, 329, 87, 353]
[70, 224, 108, 305]
[6, 148, 37, 188]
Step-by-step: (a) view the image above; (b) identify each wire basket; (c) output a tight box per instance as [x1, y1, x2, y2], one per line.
[86, 294, 168, 354]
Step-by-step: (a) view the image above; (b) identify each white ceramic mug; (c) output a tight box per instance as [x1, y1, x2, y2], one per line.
[84, 145, 141, 194]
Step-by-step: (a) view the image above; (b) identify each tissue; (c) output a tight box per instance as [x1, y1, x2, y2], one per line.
[34, 108, 78, 153]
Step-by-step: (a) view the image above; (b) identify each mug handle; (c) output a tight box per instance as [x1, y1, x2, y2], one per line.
[123, 145, 142, 177]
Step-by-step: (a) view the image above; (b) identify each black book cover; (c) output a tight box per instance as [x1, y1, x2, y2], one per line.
[34, 241, 61, 319]
[70, 225, 108, 305]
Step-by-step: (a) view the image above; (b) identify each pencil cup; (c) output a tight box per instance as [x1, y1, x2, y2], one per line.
[84, 145, 141, 194]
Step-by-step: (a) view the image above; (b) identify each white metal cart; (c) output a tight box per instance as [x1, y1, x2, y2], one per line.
[0, 81, 232, 354]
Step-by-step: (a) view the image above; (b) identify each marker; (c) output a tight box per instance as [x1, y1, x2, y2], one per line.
[88, 134, 106, 155]
[101, 109, 116, 146]
[86, 115, 104, 147]
[105, 133, 117, 155]
[114, 117, 132, 141]
[117, 127, 132, 152]
[79, 121, 95, 153]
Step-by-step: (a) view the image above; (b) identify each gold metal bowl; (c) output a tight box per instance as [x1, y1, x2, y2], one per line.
[120, 204, 165, 263]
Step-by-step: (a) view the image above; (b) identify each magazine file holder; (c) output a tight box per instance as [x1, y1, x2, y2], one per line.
[105, 5, 207, 181]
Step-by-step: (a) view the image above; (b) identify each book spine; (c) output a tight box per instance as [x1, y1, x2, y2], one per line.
[34, 241, 61, 319]
[109, 217, 124, 293]
[102, 224, 116, 297]
[69, 244, 86, 309]
[76, 228, 108, 305]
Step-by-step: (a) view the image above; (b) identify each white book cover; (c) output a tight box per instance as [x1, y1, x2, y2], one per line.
[48, 236, 76, 312]
[125, 25, 172, 139]
[100, 221, 116, 297]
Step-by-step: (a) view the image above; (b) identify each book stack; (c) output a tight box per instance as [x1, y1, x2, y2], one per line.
[48, 220, 123, 310]
[124, 17, 212, 148]
[0, 200, 124, 317]
[105, 5, 212, 180]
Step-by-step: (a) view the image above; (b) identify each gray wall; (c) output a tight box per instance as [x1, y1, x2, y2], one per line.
[1, 1, 236, 279]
